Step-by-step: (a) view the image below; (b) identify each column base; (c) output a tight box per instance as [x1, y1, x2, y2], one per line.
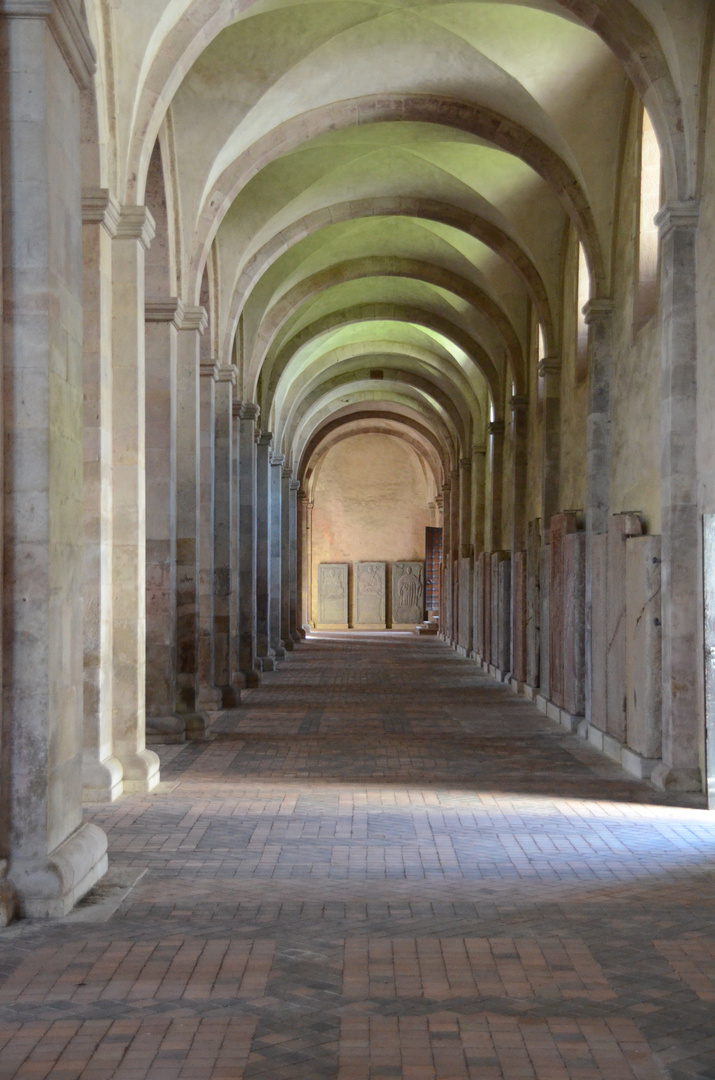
[9, 822, 108, 919]
[283, 637, 295, 652]
[82, 753, 125, 802]
[273, 643, 286, 660]
[245, 666, 261, 688]
[146, 716, 187, 745]
[220, 684, 241, 708]
[0, 861, 18, 926]
[258, 652, 276, 671]
[291, 631, 302, 644]
[651, 763, 702, 792]
[196, 686, 222, 711]
[118, 749, 160, 793]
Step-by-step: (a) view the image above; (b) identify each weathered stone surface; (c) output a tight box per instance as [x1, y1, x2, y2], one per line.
[355, 562, 386, 628]
[549, 513, 578, 708]
[626, 535, 662, 758]
[590, 533, 608, 731]
[704, 515, 715, 806]
[481, 552, 493, 665]
[392, 561, 424, 627]
[317, 563, 349, 628]
[457, 558, 472, 651]
[539, 545, 550, 699]
[491, 552, 510, 673]
[526, 520, 541, 688]
[511, 550, 527, 683]
[563, 531, 586, 717]
[606, 513, 643, 742]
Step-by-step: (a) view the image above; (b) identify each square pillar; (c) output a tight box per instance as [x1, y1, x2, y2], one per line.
[1, 7, 107, 916]
[81, 189, 123, 801]
[175, 306, 206, 717]
[111, 207, 160, 792]
[289, 479, 302, 642]
[196, 360, 221, 711]
[237, 403, 260, 684]
[144, 297, 182, 737]
[270, 452, 286, 659]
[214, 367, 241, 705]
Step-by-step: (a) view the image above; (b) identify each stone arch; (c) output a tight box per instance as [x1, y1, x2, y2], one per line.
[123, 0, 689, 214]
[247, 258, 525, 397]
[253, 305, 504, 414]
[188, 95, 606, 302]
[222, 198, 556, 362]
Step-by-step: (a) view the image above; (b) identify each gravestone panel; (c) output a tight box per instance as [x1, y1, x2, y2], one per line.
[355, 562, 386, 628]
[625, 534, 662, 758]
[606, 512, 643, 741]
[511, 550, 527, 683]
[590, 533, 608, 731]
[392, 561, 424, 627]
[526, 519, 541, 688]
[563, 531, 586, 717]
[317, 563, 349, 628]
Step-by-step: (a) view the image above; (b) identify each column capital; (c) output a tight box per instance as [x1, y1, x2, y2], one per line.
[145, 296, 184, 327]
[537, 356, 561, 377]
[459, 457, 472, 471]
[472, 444, 487, 457]
[271, 453, 286, 467]
[583, 298, 614, 326]
[1, 0, 97, 87]
[435, 494, 443, 508]
[216, 365, 237, 385]
[199, 361, 220, 380]
[82, 188, 120, 235]
[281, 466, 292, 479]
[442, 482, 451, 494]
[238, 401, 260, 422]
[289, 480, 301, 492]
[451, 468, 460, 481]
[178, 305, 208, 334]
[489, 420, 506, 436]
[655, 199, 700, 239]
[510, 394, 529, 414]
[115, 205, 155, 249]
[257, 431, 273, 447]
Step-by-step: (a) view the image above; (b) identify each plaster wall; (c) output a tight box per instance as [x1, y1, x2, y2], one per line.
[310, 433, 430, 624]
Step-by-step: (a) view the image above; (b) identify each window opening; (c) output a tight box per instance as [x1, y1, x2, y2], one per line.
[634, 105, 662, 332]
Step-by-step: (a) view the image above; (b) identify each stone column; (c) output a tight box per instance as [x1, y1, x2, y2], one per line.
[472, 445, 486, 554]
[196, 360, 221, 711]
[450, 469, 460, 643]
[0, 10, 108, 916]
[175, 306, 206, 719]
[583, 301, 613, 729]
[289, 479, 302, 642]
[214, 366, 240, 706]
[510, 396, 529, 552]
[299, 493, 314, 631]
[538, 359, 561, 531]
[111, 207, 160, 791]
[488, 420, 505, 551]
[255, 432, 275, 669]
[270, 452, 286, 659]
[441, 481, 452, 640]
[280, 468, 294, 650]
[458, 458, 473, 653]
[81, 189, 123, 802]
[144, 296, 182, 743]
[230, 400, 241, 687]
[652, 201, 702, 791]
[237, 403, 260, 684]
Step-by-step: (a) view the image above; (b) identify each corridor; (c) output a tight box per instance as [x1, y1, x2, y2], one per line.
[1, 634, 715, 1080]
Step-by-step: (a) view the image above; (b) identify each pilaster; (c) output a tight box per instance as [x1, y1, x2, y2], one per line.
[0, 8, 107, 916]
[255, 432, 276, 669]
[81, 189, 123, 802]
[144, 296, 181, 742]
[289, 480, 302, 642]
[488, 420, 505, 551]
[237, 403, 261, 683]
[214, 367, 240, 704]
[195, 360, 221, 711]
[280, 467, 294, 651]
[538, 358, 561, 530]
[652, 200, 702, 791]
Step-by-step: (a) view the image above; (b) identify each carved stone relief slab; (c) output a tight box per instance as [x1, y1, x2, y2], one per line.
[317, 563, 349, 627]
[355, 562, 386, 627]
[392, 561, 424, 626]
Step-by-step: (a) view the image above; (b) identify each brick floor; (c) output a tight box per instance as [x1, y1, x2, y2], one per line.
[1, 631, 715, 1079]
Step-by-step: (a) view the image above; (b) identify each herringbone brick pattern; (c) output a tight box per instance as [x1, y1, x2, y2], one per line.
[1, 631, 714, 1079]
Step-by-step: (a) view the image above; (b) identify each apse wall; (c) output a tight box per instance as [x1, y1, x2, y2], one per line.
[310, 432, 432, 625]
